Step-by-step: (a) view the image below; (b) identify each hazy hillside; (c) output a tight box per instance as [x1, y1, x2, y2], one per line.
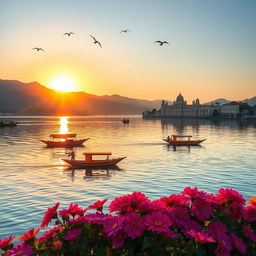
[0, 79, 161, 115]
[204, 97, 256, 106]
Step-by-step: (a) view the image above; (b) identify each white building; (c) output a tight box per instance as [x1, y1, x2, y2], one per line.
[159, 93, 240, 118]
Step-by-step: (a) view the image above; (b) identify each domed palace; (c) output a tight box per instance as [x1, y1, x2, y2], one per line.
[143, 93, 240, 119]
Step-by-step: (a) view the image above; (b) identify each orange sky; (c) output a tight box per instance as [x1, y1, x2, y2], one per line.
[1, 0, 255, 103]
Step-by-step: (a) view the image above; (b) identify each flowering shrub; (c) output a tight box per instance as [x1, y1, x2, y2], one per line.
[1, 187, 256, 256]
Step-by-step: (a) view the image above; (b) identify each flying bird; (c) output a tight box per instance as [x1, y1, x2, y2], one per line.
[90, 35, 102, 48]
[154, 40, 169, 46]
[120, 29, 130, 33]
[63, 32, 75, 36]
[32, 47, 45, 52]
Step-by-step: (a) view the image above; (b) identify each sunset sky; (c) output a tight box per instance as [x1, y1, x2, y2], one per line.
[1, 0, 255, 102]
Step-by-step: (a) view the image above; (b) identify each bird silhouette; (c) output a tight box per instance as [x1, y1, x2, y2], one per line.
[32, 47, 45, 52]
[63, 32, 75, 36]
[120, 29, 130, 33]
[90, 35, 102, 48]
[154, 40, 169, 46]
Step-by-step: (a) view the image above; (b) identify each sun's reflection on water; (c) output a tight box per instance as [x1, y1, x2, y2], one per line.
[59, 116, 69, 134]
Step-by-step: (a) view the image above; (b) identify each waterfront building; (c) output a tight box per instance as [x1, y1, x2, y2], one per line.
[143, 93, 240, 119]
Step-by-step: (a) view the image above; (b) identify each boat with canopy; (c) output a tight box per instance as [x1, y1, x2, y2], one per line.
[62, 152, 126, 167]
[163, 135, 206, 146]
[40, 133, 89, 147]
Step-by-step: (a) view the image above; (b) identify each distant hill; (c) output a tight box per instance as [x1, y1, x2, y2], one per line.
[204, 97, 256, 106]
[0, 79, 161, 115]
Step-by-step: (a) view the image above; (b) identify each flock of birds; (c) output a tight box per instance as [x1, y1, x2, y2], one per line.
[32, 30, 169, 52]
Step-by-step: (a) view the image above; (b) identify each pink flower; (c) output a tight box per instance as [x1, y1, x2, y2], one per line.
[109, 192, 149, 213]
[104, 216, 124, 237]
[40, 202, 60, 228]
[160, 194, 190, 207]
[7, 243, 32, 256]
[0, 236, 15, 250]
[83, 212, 111, 225]
[216, 188, 245, 205]
[230, 234, 246, 255]
[86, 198, 108, 212]
[145, 212, 172, 233]
[38, 226, 61, 241]
[19, 228, 40, 241]
[182, 187, 207, 200]
[59, 203, 85, 219]
[187, 230, 215, 243]
[191, 198, 212, 221]
[243, 225, 256, 242]
[123, 213, 145, 239]
[64, 229, 81, 241]
[207, 221, 227, 241]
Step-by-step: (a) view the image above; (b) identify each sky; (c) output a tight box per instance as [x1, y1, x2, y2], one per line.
[1, 0, 256, 102]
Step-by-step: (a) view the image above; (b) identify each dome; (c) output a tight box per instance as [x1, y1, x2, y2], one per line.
[176, 93, 184, 102]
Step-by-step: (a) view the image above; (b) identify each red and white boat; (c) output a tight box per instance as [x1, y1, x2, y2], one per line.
[163, 135, 206, 146]
[40, 133, 89, 148]
[62, 152, 126, 167]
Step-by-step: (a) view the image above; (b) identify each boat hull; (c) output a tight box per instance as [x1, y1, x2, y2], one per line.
[40, 138, 89, 148]
[163, 139, 206, 146]
[62, 157, 126, 167]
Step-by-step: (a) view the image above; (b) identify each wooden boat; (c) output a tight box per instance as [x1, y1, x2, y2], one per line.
[62, 152, 126, 167]
[40, 133, 89, 148]
[122, 118, 130, 124]
[163, 135, 206, 146]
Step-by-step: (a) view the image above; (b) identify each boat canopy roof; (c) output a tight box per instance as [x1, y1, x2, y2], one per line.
[172, 135, 192, 138]
[83, 152, 112, 156]
[50, 133, 77, 138]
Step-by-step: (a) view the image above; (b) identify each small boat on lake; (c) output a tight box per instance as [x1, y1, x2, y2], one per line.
[40, 133, 89, 148]
[0, 120, 19, 127]
[163, 135, 206, 146]
[62, 152, 126, 168]
[122, 118, 130, 124]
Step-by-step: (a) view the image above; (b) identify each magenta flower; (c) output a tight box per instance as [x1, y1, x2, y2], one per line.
[168, 206, 190, 228]
[160, 194, 190, 207]
[207, 221, 227, 241]
[191, 198, 212, 221]
[243, 225, 256, 242]
[59, 203, 85, 219]
[243, 205, 256, 222]
[182, 187, 207, 200]
[104, 216, 124, 237]
[216, 188, 245, 205]
[145, 212, 172, 233]
[0, 236, 15, 250]
[123, 213, 145, 239]
[230, 234, 246, 255]
[84, 212, 111, 225]
[7, 243, 32, 256]
[110, 230, 126, 248]
[215, 235, 232, 256]
[64, 229, 81, 241]
[40, 202, 60, 228]
[86, 198, 108, 212]
[38, 226, 61, 241]
[187, 230, 215, 243]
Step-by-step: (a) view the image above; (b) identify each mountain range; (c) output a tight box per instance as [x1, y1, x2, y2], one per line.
[0, 79, 161, 115]
[0, 79, 255, 115]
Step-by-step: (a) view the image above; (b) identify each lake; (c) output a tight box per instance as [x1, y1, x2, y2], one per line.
[0, 116, 255, 238]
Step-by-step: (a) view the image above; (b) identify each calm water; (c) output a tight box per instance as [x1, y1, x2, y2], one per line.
[0, 116, 255, 238]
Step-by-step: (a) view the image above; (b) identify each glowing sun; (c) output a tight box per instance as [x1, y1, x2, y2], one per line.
[50, 76, 75, 92]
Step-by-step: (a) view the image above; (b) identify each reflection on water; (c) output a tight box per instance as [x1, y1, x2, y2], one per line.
[59, 116, 69, 134]
[0, 116, 255, 238]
